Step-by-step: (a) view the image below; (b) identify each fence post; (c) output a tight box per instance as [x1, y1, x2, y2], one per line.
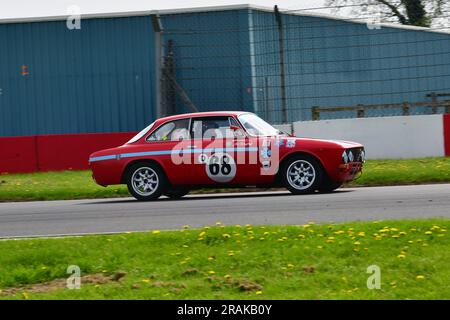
[402, 102, 410, 116]
[430, 92, 438, 114]
[312, 106, 320, 120]
[356, 104, 365, 118]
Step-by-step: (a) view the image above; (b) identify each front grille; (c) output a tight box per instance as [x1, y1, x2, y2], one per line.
[349, 147, 365, 162]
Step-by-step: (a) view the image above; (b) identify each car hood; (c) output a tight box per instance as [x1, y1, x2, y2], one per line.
[293, 137, 363, 149]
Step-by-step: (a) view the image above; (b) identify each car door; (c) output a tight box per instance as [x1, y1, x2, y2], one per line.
[145, 118, 192, 185]
[188, 116, 261, 185]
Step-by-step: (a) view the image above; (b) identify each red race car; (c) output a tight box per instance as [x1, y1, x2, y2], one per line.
[89, 111, 365, 201]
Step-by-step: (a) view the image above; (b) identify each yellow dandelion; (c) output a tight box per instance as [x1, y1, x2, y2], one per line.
[208, 270, 215, 275]
[215, 221, 222, 226]
[208, 256, 215, 261]
[424, 231, 432, 235]
[141, 279, 151, 283]
[183, 225, 190, 229]
[152, 230, 161, 234]
[199, 231, 206, 237]
[353, 241, 361, 245]
[224, 274, 231, 279]
[22, 292, 29, 300]
[397, 254, 406, 259]
[357, 232, 365, 237]
[416, 275, 425, 280]
[222, 233, 231, 239]
[287, 263, 295, 268]
[255, 291, 263, 295]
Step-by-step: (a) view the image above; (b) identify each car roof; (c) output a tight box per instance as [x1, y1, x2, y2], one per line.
[156, 111, 250, 123]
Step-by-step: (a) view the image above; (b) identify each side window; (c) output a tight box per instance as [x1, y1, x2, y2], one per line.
[147, 119, 191, 142]
[191, 117, 232, 139]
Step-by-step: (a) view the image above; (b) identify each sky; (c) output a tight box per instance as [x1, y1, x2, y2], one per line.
[0, 0, 328, 19]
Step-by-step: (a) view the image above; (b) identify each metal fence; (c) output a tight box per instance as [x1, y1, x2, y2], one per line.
[158, 5, 450, 123]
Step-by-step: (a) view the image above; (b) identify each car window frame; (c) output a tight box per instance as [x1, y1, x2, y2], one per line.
[189, 116, 247, 141]
[145, 118, 193, 143]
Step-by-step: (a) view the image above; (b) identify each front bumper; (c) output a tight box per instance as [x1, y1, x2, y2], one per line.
[337, 162, 364, 181]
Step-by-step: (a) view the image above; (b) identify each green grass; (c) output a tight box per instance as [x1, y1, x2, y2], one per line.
[0, 157, 449, 201]
[347, 157, 450, 187]
[0, 219, 449, 299]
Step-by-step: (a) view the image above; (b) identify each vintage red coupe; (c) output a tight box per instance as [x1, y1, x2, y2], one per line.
[89, 111, 364, 201]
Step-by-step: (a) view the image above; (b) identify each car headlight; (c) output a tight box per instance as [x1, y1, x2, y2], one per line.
[348, 150, 354, 162]
[342, 151, 348, 164]
[360, 150, 365, 162]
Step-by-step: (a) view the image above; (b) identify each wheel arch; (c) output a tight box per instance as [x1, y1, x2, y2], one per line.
[276, 151, 329, 183]
[121, 158, 167, 184]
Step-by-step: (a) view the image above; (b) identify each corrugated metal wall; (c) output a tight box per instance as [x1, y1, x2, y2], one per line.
[160, 9, 255, 114]
[251, 10, 450, 122]
[0, 16, 156, 137]
[2, 7, 450, 138]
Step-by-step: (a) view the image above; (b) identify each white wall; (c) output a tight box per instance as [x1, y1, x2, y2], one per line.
[292, 115, 444, 159]
[273, 123, 293, 135]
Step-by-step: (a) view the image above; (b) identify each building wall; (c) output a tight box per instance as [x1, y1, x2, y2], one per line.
[250, 10, 450, 122]
[0, 16, 157, 137]
[160, 9, 256, 114]
[292, 115, 447, 159]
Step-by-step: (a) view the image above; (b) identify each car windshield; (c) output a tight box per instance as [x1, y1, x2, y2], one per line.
[126, 122, 155, 144]
[238, 113, 281, 136]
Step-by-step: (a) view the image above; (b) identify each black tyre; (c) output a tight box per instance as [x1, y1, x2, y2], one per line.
[282, 154, 323, 194]
[163, 187, 190, 199]
[318, 180, 343, 193]
[126, 162, 166, 201]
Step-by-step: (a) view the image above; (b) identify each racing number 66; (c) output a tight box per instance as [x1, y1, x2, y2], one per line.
[209, 154, 232, 176]
[206, 153, 236, 183]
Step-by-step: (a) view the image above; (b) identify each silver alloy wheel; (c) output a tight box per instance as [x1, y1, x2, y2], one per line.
[131, 167, 159, 196]
[286, 160, 316, 190]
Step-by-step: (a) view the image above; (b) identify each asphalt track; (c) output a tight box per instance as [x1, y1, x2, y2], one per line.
[0, 184, 449, 238]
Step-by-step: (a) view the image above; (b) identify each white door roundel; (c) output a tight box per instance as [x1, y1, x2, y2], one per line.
[206, 153, 236, 183]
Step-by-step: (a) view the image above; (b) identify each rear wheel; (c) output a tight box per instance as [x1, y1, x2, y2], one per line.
[163, 187, 190, 199]
[126, 162, 166, 201]
[282, 155, 323, 195]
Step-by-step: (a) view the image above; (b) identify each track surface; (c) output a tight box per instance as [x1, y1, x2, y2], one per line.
[0, 184, 449, 238]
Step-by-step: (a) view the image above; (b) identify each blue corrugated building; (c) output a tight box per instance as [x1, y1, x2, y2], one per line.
[1, 4, 450, 137]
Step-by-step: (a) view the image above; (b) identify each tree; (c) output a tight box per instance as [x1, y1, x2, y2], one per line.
[325, 0, 449, 28]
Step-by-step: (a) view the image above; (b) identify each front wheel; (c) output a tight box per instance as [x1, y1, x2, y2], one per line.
[282, 155, 323, 194]
[318, 181, 343, 193]
[126, 162, 166, 201]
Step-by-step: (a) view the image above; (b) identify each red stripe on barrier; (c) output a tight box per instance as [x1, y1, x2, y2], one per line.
[0, 132, 136, 174]
[444, 114, 450, 157]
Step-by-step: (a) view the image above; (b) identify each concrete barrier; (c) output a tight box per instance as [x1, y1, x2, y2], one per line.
[292, 115, 448, 159]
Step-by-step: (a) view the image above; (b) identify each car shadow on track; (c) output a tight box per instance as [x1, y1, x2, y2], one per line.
[78, 189, 353, 205]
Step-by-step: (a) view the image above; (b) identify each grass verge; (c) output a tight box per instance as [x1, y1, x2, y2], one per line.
[0, 157, 449, 201]
[0, 219, 449, 299]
